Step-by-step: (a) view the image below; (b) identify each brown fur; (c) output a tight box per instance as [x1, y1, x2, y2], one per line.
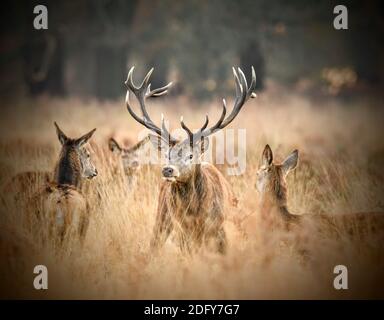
[256, 147, 384, 238]
[108, 136, 150, 184]
[54, 145, 82, 187]
[41, 183, 88, 242]
[151, 162, 233, 254]
[29, 124, 97, 244]
[258, 164, 300, 228]
[42, 147, 87, 242]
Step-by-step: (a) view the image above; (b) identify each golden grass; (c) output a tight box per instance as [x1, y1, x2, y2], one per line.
[0, 91, 383, 299]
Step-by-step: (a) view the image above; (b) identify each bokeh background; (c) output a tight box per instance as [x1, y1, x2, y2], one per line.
[1, 0, 384, 101]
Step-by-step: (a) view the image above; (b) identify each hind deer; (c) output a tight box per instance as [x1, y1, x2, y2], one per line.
[30, 122, 98, 243]
[108, 136, 150, 184]
[254, 144, 384, 237]
[124, 66, 256, 254]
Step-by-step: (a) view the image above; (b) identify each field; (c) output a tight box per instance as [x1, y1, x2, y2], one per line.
[0, 89, 384, 299]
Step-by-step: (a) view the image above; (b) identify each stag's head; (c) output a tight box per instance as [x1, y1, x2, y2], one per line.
[108, 136, 149, 173]
[54, 122, 98, 179]
[124, 66, 256, 182]
[255, 145, 298, 195]
[147, 132, 209, 182]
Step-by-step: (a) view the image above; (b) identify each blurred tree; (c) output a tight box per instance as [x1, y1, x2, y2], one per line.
[1, 0, 384, 101]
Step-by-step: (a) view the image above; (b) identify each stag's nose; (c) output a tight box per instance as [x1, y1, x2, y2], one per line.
[162, 166, 174, 177]
[131, 160, 139, 168]
[93, 169, 98, 177]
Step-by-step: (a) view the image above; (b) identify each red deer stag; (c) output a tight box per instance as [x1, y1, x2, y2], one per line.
[124, 66, 256, 253]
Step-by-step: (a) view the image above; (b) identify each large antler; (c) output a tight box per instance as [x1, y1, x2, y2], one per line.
[180, 67, 256, 147]
[125, 67, 178, 144]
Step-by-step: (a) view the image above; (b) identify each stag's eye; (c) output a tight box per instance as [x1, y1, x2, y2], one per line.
[189, 154, 193, 160]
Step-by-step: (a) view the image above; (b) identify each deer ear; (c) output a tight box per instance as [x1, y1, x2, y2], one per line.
[148, 134, 169, 152]
[282, 150, 298, 174]
[109, 138, 122, 154]
[54, 122, 69, 145]
[75, 128, 96, 147]
[196, 137, 209, 154]
[262, 144, 273, 166]
[128, 135, 151, 153]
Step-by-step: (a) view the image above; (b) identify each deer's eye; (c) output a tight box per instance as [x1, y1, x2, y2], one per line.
[189, 154, 193, 160]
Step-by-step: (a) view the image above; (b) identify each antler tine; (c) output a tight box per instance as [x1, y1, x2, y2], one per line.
[206, 99, 227, 134]
[125, 90, 162, 136]
[125, 67, 177, 142]
[146, 82, 173, 98]
[237, 67, 256, 100]
[180, 115, 210, 146]
[199, 115, 209, 132]
[217, 67, 248, 129]
[180, 67, 255, 147]
[161, 114, 178, 144]
[141, 67, 154, 88]
[237, 68, 248, 96]
[125, 66, 137, 90]
[248, 66, 257, 98]
[232, 67, 243, 98]
[180, 116, 194, 147]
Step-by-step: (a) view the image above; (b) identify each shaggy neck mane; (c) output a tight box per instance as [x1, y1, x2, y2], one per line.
[171, 165, 206, 211]
[163, 163, 227, 216]
[54, 145, 81, 188]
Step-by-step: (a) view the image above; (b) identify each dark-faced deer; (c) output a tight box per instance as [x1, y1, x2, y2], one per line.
[255, 145, 384, 237]
[31, 123, 97, 243]
[124, 66, 256, 254]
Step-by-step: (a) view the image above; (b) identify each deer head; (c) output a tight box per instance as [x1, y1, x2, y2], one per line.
[54, 122, 98, 184]
[124, 66, 256, 182]
[255, 145, 298, 197]
[108, 136, 150, 173]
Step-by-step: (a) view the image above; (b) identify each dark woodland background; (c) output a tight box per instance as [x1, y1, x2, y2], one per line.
[0, 0, 383, 102]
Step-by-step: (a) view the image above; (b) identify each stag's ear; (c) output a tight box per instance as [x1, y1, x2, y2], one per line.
[148, 134, 169, 152]
[262, 144, 273, 166]
[109, 138, 122, 154]
[75, 128, 96, 147]
[282, 149, 298, 174]
[54, 122, 69, 145]
[196, 137, 209, 154]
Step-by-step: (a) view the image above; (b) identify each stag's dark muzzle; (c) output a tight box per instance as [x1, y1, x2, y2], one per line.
[89, 169, 98, 178]
[162, 166, 174, 178]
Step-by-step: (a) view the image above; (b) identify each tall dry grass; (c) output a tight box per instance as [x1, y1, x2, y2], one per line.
[0, 91, 383, 299]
